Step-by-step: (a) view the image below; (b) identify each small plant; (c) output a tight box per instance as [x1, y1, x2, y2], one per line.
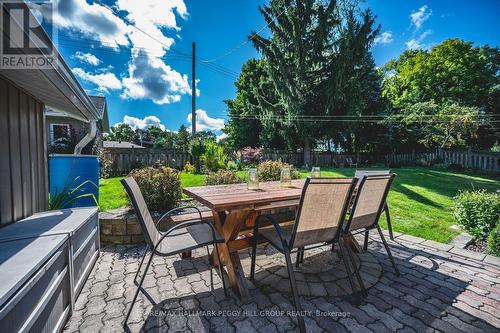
[257, 160, 300, 181]
[491, 142, 500, 153]
[487, 223, 500, 257]
[49, 176, 98, 210]
[99, 150, 113, 178]
[454, 190, 500, 240]
[129, 166, 182, 211]
[239, 146, 263, 165]
[183, 161, 196, 174]
[205, 170, 242, 185]
[226, 160, 238, 171]
[201, 140, 228, 172]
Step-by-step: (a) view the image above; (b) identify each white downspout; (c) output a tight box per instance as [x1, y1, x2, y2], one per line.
[74, 120, 97, 154]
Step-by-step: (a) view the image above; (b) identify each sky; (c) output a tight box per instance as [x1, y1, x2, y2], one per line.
[45, 0, 500, 139]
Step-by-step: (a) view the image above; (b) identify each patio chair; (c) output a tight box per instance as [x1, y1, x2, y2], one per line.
[250, 177, 359, 333]
[344, 174, 400, 277]
[354, 170, 394, 246]
[121, 177, 227, 326]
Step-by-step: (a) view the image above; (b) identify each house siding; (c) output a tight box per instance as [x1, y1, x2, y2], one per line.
[0, 75, 48, 227]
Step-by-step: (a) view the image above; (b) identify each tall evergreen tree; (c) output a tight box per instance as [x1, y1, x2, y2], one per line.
[251, 0, 381, 163]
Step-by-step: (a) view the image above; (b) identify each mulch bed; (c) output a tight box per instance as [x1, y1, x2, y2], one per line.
[466, 239, 487, 253]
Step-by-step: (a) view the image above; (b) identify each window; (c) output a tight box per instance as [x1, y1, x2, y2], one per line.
[50, 123, 71, 144]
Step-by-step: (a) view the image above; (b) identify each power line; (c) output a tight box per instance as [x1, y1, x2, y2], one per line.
[56, 38, 240, 79]
[217, 112, 499, 119]
[200, 3, 292, 63]
[222, 114, 498, 124]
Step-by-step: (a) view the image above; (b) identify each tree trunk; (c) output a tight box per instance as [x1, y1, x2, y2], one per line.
[303, 138, 312, 167]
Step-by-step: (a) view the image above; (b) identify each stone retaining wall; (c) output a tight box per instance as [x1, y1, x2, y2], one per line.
[99, 207, 145, 244]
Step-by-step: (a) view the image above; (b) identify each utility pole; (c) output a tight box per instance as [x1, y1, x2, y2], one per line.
[191, 41, 196, 136]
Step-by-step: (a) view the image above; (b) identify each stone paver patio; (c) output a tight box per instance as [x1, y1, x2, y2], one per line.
[64, 232, 500, 333]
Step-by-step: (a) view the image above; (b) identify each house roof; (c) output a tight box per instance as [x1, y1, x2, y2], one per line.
[103, 141, 145, 149]
[0, 2, 99, 122]
[89, 96, 110, 132]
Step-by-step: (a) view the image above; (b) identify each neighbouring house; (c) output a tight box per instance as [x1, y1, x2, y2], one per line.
[103, 140, 145, 149]
[46, 95, 110, 154]
[0, 3, 100, 332]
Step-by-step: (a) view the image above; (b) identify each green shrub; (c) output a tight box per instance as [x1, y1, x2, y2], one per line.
[183, 162, 196, 174]
[205, 170, 242, 185]
[487, 223, 500, 257]
[454, 190, 500, 240]
[129, 166, 182, 211]
[226, 160, 238, 171]
[257, 160, 300, 181]
[201, 140, 228, 172]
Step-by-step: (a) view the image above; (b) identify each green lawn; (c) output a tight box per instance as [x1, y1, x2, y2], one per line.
[99, 167, 498, 243]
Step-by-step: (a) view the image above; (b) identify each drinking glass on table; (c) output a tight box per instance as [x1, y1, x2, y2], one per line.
[247, 168, 259, 190]
[280, 167, 292, 187]
[311, 167, 321, 178]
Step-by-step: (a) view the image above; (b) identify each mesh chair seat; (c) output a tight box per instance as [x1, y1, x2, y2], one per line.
[258, 224, 294, 251]
[155, 224, 224, 256]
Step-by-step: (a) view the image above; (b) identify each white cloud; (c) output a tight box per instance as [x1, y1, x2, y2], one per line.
[121, 49, 192, 104]
[217, 133, 228, 141]
[50, 0, 129, 48]
[410, 5, 432, 30]
[406, 39, 422, 50]
[46, 0, 193, 105]
[374, 31, 393, 45]
[116, 0, 192, 104]
[73, 67, 122, 93]
[116, 0, 186, 57]
[73, 51, 101, 66]
[119, 115, 166, 131]
[187, 109, 225, 132]
[406, 30, 432, 50]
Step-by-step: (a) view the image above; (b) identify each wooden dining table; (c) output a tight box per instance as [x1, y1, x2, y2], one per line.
[183, 180, 305, 300]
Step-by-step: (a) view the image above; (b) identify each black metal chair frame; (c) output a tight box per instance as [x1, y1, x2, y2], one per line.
[121, 178, 227, 326]
[249, 177, 362, 333]
[343, 174, 400, 277]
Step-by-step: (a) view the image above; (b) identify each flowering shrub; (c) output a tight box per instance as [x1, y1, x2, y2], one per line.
[257, 160, 301, 181]
[129, 166, 181, 211]
[240, 146, 263, 165]
[205, 170, 242, 185]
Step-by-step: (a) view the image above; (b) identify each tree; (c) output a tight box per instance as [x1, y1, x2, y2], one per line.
[175, 125, 191, 155]
[251, 0, 381, 163]
[381, 39, 500, 149]
[188, 131, 216, 172]
[325, 7, 383, 154]
[225, 59, 287, 149]
[224, 59, 265, 149]
[389, 101, 480, 149]
[106, 123, 135, 142]
[251, 0, 334, 164]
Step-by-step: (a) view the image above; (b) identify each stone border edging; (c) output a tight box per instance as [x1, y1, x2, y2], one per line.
[383, 230, 500, 267]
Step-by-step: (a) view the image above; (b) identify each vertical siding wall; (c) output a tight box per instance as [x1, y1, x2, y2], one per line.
[0, 76, 47, 227]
